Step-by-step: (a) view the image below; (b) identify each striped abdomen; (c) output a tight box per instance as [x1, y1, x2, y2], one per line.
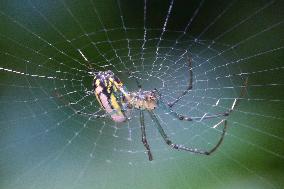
[93, 71, 129, 122]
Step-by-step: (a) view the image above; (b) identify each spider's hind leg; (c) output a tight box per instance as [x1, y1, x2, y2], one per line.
[117, 69, 142, 89]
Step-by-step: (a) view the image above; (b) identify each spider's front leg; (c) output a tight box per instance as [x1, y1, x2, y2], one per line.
[168, 55, 193, 108]
[140, 110, 153, 161]
[148, 110, 227, 155]
[164, 77, 248, 122]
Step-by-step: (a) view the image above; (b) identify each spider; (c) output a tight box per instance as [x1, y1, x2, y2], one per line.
[54, 51, 248, 161]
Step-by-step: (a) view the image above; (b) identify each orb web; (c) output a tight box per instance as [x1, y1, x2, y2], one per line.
[0, 0, 283, 189]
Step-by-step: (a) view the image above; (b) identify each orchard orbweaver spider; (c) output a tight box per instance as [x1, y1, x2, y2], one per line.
[54, 51, 248, 161]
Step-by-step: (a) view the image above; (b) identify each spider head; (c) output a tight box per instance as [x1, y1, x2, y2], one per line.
[128, 90, 159, 110]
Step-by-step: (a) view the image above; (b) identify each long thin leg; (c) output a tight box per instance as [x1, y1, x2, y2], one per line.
[160, 77, 248, 122]
[168, 55, 193, 108]
[140, 110, 153, 161]
[126, 70, 142, 89]
[78, 49, 96, 71]
[148, 110, 227, 155]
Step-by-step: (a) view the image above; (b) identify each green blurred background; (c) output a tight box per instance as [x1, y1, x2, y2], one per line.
[0, 0, 283, 189]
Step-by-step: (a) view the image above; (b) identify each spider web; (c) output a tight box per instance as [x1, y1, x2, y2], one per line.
[0, 0, 283, 189]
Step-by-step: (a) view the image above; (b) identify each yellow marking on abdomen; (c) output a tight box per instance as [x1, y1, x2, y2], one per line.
[95, 79, 100, 86]
[110, 93, 123, 115]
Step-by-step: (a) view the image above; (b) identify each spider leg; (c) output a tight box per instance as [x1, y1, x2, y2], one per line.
[78, 49, 96, 71]
[168, 55, 193, 108]
[148, 110, 227, 155]
[161, 77, 248, 122]
[127, 70, 142, 89]
[52, 90, 106, 119]
[140, 110, 153, 161]
[164, 106, 231, 121]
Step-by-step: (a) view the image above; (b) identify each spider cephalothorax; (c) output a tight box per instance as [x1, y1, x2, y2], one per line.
[56, 54, 248, 161]
[128, 90, 159, 110]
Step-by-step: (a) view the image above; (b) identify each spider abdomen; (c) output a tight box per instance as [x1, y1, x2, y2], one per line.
[93, 71, 129, 122]
[93, 71, 159, 122]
